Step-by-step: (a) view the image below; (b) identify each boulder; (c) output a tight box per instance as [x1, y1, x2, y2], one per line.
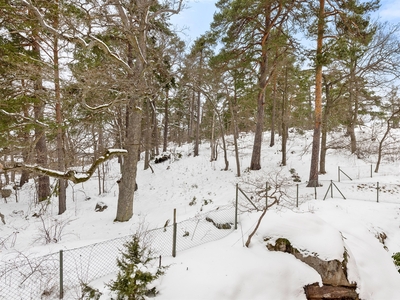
[266, 238, 359, 300]
[1, 188, 12, 199]
[304, 283, 359, 300]
[95, 202, 108, 212]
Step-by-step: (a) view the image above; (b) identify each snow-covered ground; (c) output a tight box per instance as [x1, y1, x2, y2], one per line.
[1, 128, 400, 299]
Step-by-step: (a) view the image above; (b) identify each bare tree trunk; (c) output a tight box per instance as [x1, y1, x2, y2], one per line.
[307, 0, 325, 187]
[347, 60, 358, 155]
[163, 89, 169, 152]
[210, 111, 216, 161]
[250, 90, 265, 170]
[281, 66, 289, 166]
[53, 3, 67, 213]
[250, 4, 271, 170]
[32, 31, 50, 202]
[189, 89, 195, 142]
[144, 99, 151, 170]
[151, 100, 159, 156]
[115, 19, 146, 221]
[319, 81, 331, 175]
[232, 89, 241, 177]
[270, 73, 277, 147]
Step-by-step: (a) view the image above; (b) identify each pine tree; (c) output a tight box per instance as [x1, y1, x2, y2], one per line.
[108, 234, 166, 300]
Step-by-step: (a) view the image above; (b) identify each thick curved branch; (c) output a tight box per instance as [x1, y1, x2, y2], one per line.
[4, 149, 127, 184]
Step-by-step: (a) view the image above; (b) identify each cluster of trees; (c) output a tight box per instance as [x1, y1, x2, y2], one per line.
[1, 0, 399, 221]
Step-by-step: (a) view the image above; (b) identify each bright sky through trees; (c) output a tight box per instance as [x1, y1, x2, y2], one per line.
[171, 0, 400, 46]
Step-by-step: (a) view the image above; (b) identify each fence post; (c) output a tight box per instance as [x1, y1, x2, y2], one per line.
[338, 166, 340, 182]
[59, 250, 63, 299]
[377, 182, 379, 203]
[314, 186, 317, 200]
[330, 180, 333, 198]
[172, 209, 177, 257]
[296, 184, 299, 207]
[235, 184, 238, 230]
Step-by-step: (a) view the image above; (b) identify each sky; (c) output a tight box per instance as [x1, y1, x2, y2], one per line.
[170, 0, 400, 48]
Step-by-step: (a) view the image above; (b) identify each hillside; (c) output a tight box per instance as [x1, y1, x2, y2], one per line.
[1, 128, 400, 299]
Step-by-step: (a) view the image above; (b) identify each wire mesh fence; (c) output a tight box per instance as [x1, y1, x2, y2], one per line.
[0, 205, 236, 300]
[2, 176, 398, 299]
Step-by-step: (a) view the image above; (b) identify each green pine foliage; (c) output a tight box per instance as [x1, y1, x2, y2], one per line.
[108, 233, 167, 300]
[393, 252, 400, 273]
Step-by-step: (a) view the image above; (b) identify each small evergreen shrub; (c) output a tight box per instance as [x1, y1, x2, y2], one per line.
[393, 252, 400, 273]
[80, 282, 102, 300]
[189, 196, 197, 206]
[108, 233, 167, 300]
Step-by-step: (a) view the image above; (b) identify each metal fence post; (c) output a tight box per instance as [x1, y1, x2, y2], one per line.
[59, 250, 63, 299]
[172, 209, 177, 257]
[338, 166, 340, 182]
[235, 184, 238, 230]
[296, 184, 299, 207]
[377, 182, 379, 203]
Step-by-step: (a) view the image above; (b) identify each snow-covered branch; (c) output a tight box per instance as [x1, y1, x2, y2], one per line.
[0, 109, 49, 127]
[4, 149, 127, 184]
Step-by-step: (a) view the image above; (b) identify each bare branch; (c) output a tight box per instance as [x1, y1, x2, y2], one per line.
[21, 0, 133, 74]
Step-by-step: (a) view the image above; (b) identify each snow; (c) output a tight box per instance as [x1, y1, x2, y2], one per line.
[1, 129, 400, 299]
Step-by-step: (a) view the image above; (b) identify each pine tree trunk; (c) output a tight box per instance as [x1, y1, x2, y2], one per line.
[307, 0, 325, 187]
[270, 73, 277, 147]
[116, 96, 142, 222]
[163, 90, 169, 153]
[32, 31, 50, 202]
[250, 89, 265, 170]
[115, 20, 146, 222]
[210, 111, 216, 161]
[347, 62, 358, 155]
[250, 4, 271, 170]
[319, 81, 331, 175]
[230, 85, 241, 177]
[53, 5, 67, 213]
[144, 99, 151, 170]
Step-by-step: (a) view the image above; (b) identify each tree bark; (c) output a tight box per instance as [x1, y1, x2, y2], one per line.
[53, 2, 67, 214]
[319, 80, 330, 175]
[32, 29, 50, 201]
[163, 89, 169, 153]
[230, 84, 241, 177]
[347, 60, 358, 155]
[270, 73, 277, 147]
[250, 4, 271, 170]
[307, 0, 325, 187]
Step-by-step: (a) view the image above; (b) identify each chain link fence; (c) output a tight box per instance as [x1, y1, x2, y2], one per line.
[2, 175, 398, 300]
[0, 205, 235, 300]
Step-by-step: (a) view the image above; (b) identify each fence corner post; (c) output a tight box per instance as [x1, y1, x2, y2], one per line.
[172, 209, 177, 257]
[59, 250, 63, 299]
